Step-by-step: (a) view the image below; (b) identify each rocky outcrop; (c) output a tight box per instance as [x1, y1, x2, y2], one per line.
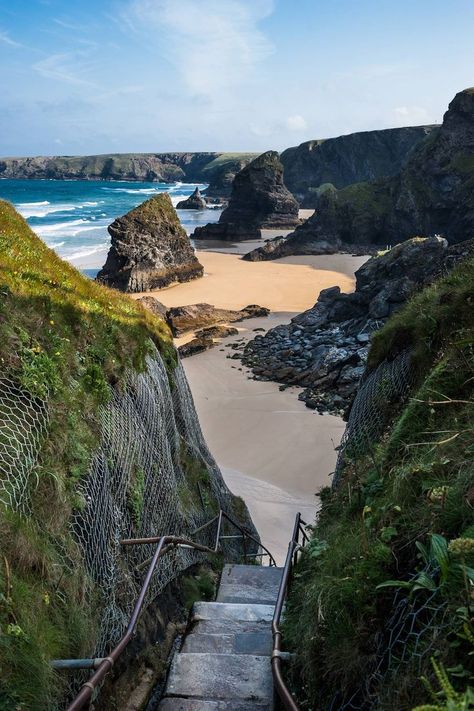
[166, 303, 269, 336]
[177, 325, 239, 358]
[0, 152, 256, 193]
[281, 126, 434, 206]
[136, 296, 168, 318]
[242, 237, 474, 414]
[176, 187, 207, 210]
[97, 193, 203, 292]
[193, 151, 300, 242]
[245, 89, 474, 260]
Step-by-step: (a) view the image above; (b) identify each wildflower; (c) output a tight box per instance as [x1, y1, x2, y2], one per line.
[448, 537, 474, 557]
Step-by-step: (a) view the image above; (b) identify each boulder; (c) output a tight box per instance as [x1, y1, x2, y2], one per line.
[176, 187, 207, 210]
[97, 193, 203, 292]
[136, 296, 168, 319]
[193, 151, 300, 242]
[166, 303, 270, 336]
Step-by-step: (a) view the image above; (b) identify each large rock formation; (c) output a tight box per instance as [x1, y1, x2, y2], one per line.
[281, 125, 434, 206]
[166, 303, 269, 336]
[97, 193, 203, 292]
[245, 88, 474, 261]
[242, 237, 474, 414]
[193, 151, 300, 242]
[176, 187, 207, 209]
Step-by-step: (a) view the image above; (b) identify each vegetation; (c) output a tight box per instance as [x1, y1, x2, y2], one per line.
[0, 200, 176, 710]
[181, 567, 217, 610]
[284, 254, 474, 710]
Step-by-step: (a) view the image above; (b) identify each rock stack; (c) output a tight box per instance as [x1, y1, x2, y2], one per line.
[97, 193, 203, 292]
[193, 151, 300, 242]
[176, 187, 207, 210]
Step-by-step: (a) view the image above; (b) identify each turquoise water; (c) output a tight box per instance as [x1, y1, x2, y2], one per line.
[0, 179, 221, 269]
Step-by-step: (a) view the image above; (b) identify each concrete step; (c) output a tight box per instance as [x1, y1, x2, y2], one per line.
[189, 618, 271, 636]
[192, 601, 274, 623]
[182, 629, 272, 656]
[158, 699, 271, 710]
[163, 652, 273, 703]
[217, 565, 283, 605]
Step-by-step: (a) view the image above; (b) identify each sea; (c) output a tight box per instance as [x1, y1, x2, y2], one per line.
[0, 179, 221, 276]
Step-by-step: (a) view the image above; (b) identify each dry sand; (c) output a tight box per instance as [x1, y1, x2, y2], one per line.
[146, 251, 367, 563]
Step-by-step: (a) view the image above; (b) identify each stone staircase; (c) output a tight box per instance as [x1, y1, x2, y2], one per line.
[158, 564, 283, 710]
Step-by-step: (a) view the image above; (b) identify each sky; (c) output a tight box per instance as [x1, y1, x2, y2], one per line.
[0, 0, 473, 156]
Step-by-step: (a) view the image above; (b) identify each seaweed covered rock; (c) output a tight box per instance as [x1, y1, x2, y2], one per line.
[97, 193, 203, 292]
[193, 151, 300, 242]
[245, 88, 474, 259]
[176, 187, 207, 210]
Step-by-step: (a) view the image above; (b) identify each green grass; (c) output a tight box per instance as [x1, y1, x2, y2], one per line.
[0, 200, 177, 709]
[200, 152, 258, 173]
[284, 254, 474, 710]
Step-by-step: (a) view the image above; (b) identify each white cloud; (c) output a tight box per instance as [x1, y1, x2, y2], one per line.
[0, 29, 22, 48]
[286, 114, 307, 131]
[33, 52, 98, 87]
[393, 105, 431, 124]
[124, 0, 274, 98]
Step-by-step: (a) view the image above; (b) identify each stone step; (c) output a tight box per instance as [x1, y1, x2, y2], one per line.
[158, 699, 271, 710]
[182, 629, 272, 656]
[217, 565, 283, 606]
[189, 618, 271, 636]
[192, 601, 274, 623]
[163, 653, 273, 703]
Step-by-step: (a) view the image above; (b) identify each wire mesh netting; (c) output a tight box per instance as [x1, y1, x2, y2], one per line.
[333, 350, 416, 487]
[0, 376, 49, 514]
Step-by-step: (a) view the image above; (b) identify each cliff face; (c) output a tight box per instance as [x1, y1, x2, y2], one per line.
[0, 201, 253, 710]
[193, 151, 300, 242]
[281, 125, 434, 206]
[97, 192, 203, 292]
[247, 88, 474, 260]
[0, 151, 257, 196]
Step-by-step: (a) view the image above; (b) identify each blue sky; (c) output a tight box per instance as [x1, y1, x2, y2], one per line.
[0, 0, 473, 156]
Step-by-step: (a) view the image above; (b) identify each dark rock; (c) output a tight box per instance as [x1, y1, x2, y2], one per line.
[166, 302, 269, 336]
[178, 336, 214, 358]
[280, 125, 434, 206]
[244, 88, 474, 260]
[195, 325, 239, 339]
[97, 193, 203, 292]
[176, 187, 207, 210]
[193, 151, 300, 242]
[241, 236, 474, 414]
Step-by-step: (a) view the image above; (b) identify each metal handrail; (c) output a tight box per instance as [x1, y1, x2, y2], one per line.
[271, 512, 308, 711]
[64, 509, 274, 711]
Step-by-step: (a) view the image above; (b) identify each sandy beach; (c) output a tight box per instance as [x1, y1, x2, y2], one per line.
[137, 249, 368, 562]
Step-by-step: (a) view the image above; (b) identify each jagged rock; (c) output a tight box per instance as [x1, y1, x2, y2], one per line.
[280, 126, 434, 206]
[242, 236, 474, 414]
[193, 151, 300, 242]
[244, 88, 474, 260]
[166, 303, 269, 336]
[195, 325, 239, 339]
[176, 187, 207, 210]
[136, 296, 168, 319]
[178, 336, 214, 358]
[97, 193, 203, 292]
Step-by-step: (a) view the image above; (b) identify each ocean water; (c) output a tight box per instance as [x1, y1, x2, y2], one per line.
[0, 179, 221, 269]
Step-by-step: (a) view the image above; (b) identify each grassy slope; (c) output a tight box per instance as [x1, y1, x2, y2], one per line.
[0, 200, 176, 710]
[284, 255, 474, 710]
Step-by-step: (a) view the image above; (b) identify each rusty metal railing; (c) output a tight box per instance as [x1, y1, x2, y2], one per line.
[272, 512, 309, 711]
[63, 509, 275, 711]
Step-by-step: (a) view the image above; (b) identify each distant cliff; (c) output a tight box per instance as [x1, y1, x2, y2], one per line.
[0, 151, 257, 196]
[246, 88, 474, 260]
[281, 125, 434, 206]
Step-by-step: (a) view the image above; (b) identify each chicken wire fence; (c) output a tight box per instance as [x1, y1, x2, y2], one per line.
[1, 345, 249, 702]
[329, 571, 452, 710]
[333, 350, 416, 487]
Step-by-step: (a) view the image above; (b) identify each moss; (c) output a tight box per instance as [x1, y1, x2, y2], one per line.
[177, 441, 218, 516]
[0, 201, 177, 708]
[181, 567, 217, 610]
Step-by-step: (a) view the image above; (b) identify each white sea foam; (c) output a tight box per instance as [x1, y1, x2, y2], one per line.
[67, 243, 108, 261]
[34, 220, 107, 238]
[16, 200, 100, 218]
[48, 241, 65, 249]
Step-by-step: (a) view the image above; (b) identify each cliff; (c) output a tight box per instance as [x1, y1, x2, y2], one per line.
[193, 151, 300, 242]
[97, 192, 203, 292]
[0, 201, 253, 710]
[283, 250, 474, 709]
[246, 88, 474, 260]
[281, 125, 434, 206]
[0, 151, 257, 197]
